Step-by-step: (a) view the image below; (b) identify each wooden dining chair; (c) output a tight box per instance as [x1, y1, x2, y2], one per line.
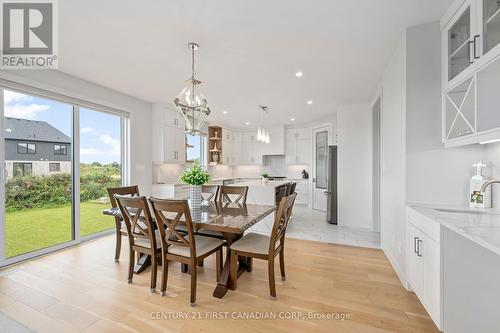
[219, 185, 248, 204]
[275, 185, 288, 207]
[107, 185, 140, 262]
[202, 185, 220, 202]
[114, 194, 161, 292]
[149, 198, 224, 306]
[230, 193, 297, 300]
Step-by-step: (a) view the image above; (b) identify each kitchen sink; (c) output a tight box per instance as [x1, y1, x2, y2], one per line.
[435, 208, 500, 215]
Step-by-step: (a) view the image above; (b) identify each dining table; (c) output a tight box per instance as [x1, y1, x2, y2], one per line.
[103, 200, 275, 298]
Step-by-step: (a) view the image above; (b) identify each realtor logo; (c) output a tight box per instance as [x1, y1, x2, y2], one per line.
[1, 0, 58, 68]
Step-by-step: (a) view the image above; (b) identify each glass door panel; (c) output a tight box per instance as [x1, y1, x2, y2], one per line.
[483, 0, 500, 54]
[315, 131, 328, 190]
[79, 108, 122, 237]
[3, 90, 74, 258]
[449, 7, 472, 80]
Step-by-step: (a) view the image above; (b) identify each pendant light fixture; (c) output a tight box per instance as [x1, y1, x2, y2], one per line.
[257, 106, 270, 144]
[174, 42, 211, 135]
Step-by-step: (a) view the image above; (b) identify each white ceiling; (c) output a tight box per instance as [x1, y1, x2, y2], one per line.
[58, 0, 452, 128]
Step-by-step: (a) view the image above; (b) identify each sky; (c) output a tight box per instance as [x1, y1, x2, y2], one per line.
[4, 90, 121, 164]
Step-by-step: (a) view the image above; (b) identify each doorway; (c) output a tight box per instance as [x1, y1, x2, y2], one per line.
[372, 96, 382, 232]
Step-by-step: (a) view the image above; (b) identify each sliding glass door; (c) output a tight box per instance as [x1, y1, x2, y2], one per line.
[2, 89, 75, 259]
[0, 88, 128, 267]
[79, 108, 123, 237]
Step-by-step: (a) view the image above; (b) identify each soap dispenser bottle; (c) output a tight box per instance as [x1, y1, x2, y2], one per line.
[470, 161, 491, 208]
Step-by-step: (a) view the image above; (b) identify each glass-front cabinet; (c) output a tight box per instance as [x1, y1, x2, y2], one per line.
[447, 6, 473, 82]
[482, 0, 500, 56]
[442, 0, 500, 147]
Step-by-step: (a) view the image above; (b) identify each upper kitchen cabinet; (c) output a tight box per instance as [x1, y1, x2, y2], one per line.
[443, 0, 475, 87]
[152, 103, 186, 163]
[285, 127, 311, 165]
[478, 0, 500, 63]
[442, 0, 500, 147]
[260, 126, 285, 155]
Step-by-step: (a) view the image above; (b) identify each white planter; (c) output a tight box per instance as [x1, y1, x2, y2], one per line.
[189, 185, 202, 220]
[261, 177, 268, 184]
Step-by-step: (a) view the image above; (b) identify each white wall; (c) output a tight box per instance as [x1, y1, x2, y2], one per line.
[405, 22, 486, 206]
[337, 103, 373, 229]
[379, 32, 407, 281]
[0, 69, 153, 194]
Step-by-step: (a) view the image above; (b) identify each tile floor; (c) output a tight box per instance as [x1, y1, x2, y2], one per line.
[249, 204, 381, 249]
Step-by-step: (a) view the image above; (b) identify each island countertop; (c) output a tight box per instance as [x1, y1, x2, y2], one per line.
[230, 180, 289, 188]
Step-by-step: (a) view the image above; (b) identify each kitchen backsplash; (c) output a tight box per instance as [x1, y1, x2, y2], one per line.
[154, 162, 309, 184]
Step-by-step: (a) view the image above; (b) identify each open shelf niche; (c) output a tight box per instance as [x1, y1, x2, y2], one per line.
[208, 125, 222, 165]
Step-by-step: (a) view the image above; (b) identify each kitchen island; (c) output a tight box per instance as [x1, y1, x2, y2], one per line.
[229, 180, 289, 205]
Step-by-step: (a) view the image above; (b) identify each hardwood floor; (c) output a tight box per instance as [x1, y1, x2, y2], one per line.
[0, 235, 439, 333]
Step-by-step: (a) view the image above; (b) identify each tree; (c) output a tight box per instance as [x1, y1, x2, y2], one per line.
[91, 162, 102, 167]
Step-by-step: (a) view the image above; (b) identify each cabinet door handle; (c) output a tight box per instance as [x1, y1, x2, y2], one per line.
[468, 40, 474, 64]
[414, 237, 418, 254]
[473, 35, 480, 59]
[417, 239, 423, 257]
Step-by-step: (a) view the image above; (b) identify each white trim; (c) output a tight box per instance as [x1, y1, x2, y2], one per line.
[0, 89, 5, 267]
[73, 106, 81, 242]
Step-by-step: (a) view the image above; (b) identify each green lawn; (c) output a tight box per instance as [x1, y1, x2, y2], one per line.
[6, 201, 115, 258]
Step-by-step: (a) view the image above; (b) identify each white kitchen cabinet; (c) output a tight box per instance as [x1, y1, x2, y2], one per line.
[259, 126, 285, 155]
[152, 104, 186, 163]
[164, 126, 186, 163]
[441, 0, 500, 147]
[405, 207, 442, 330]
[222, 128, 233, 165]
[285, 127, 311, 165]
[232, 132, 242, 165]
[239, 131, 262, 165]
[293, 180, 309, 205]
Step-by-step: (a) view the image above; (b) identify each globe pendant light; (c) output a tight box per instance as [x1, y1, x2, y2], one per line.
[174, 42, 211, 135]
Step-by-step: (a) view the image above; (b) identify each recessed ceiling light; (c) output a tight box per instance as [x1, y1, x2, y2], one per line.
[290, 118, 295, 121]
[307, 100, 313, 105]
[223, 111, 228, 114]
[245, 122, 250, 125]
[295, 71, 303, 77]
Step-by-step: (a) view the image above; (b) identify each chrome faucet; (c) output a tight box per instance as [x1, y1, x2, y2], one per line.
[480, 180, 500, 193]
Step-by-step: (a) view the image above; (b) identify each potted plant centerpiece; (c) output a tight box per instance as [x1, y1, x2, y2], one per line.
[180, 163, 210, 209]
[261, 173, 269, 184]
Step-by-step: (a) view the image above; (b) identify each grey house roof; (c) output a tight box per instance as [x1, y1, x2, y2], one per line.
[4, 117, 71, 143]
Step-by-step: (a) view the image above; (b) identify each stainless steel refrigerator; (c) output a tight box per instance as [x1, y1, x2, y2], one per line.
[326, 145, 338, 224]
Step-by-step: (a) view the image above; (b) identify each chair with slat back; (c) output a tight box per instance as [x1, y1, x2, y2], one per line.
[275, 185, 287, 207]
[220, 185, 248, 204]
[149, 198, 223, 306]
[202, 185, 220, 202]
[288, 182, 297, 195]
[114, 194, 161, 292]
[230, 193, 297, 300]
[107, 185, 140, 262]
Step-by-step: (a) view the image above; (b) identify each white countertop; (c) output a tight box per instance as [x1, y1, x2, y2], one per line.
[230, 180, 290, 187]
[409, 203, 500, 256]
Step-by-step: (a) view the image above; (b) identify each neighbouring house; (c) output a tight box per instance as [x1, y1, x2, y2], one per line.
[4, 117, 71, 178]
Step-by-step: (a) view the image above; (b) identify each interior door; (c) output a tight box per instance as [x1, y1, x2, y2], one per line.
[313, 127, 329, 211]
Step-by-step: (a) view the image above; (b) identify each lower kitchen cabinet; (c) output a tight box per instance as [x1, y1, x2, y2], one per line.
[406, 207, 442, 330]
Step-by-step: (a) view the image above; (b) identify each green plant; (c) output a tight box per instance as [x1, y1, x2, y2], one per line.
[261, 173, 269, 178]
[180, 164, 210, 185]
